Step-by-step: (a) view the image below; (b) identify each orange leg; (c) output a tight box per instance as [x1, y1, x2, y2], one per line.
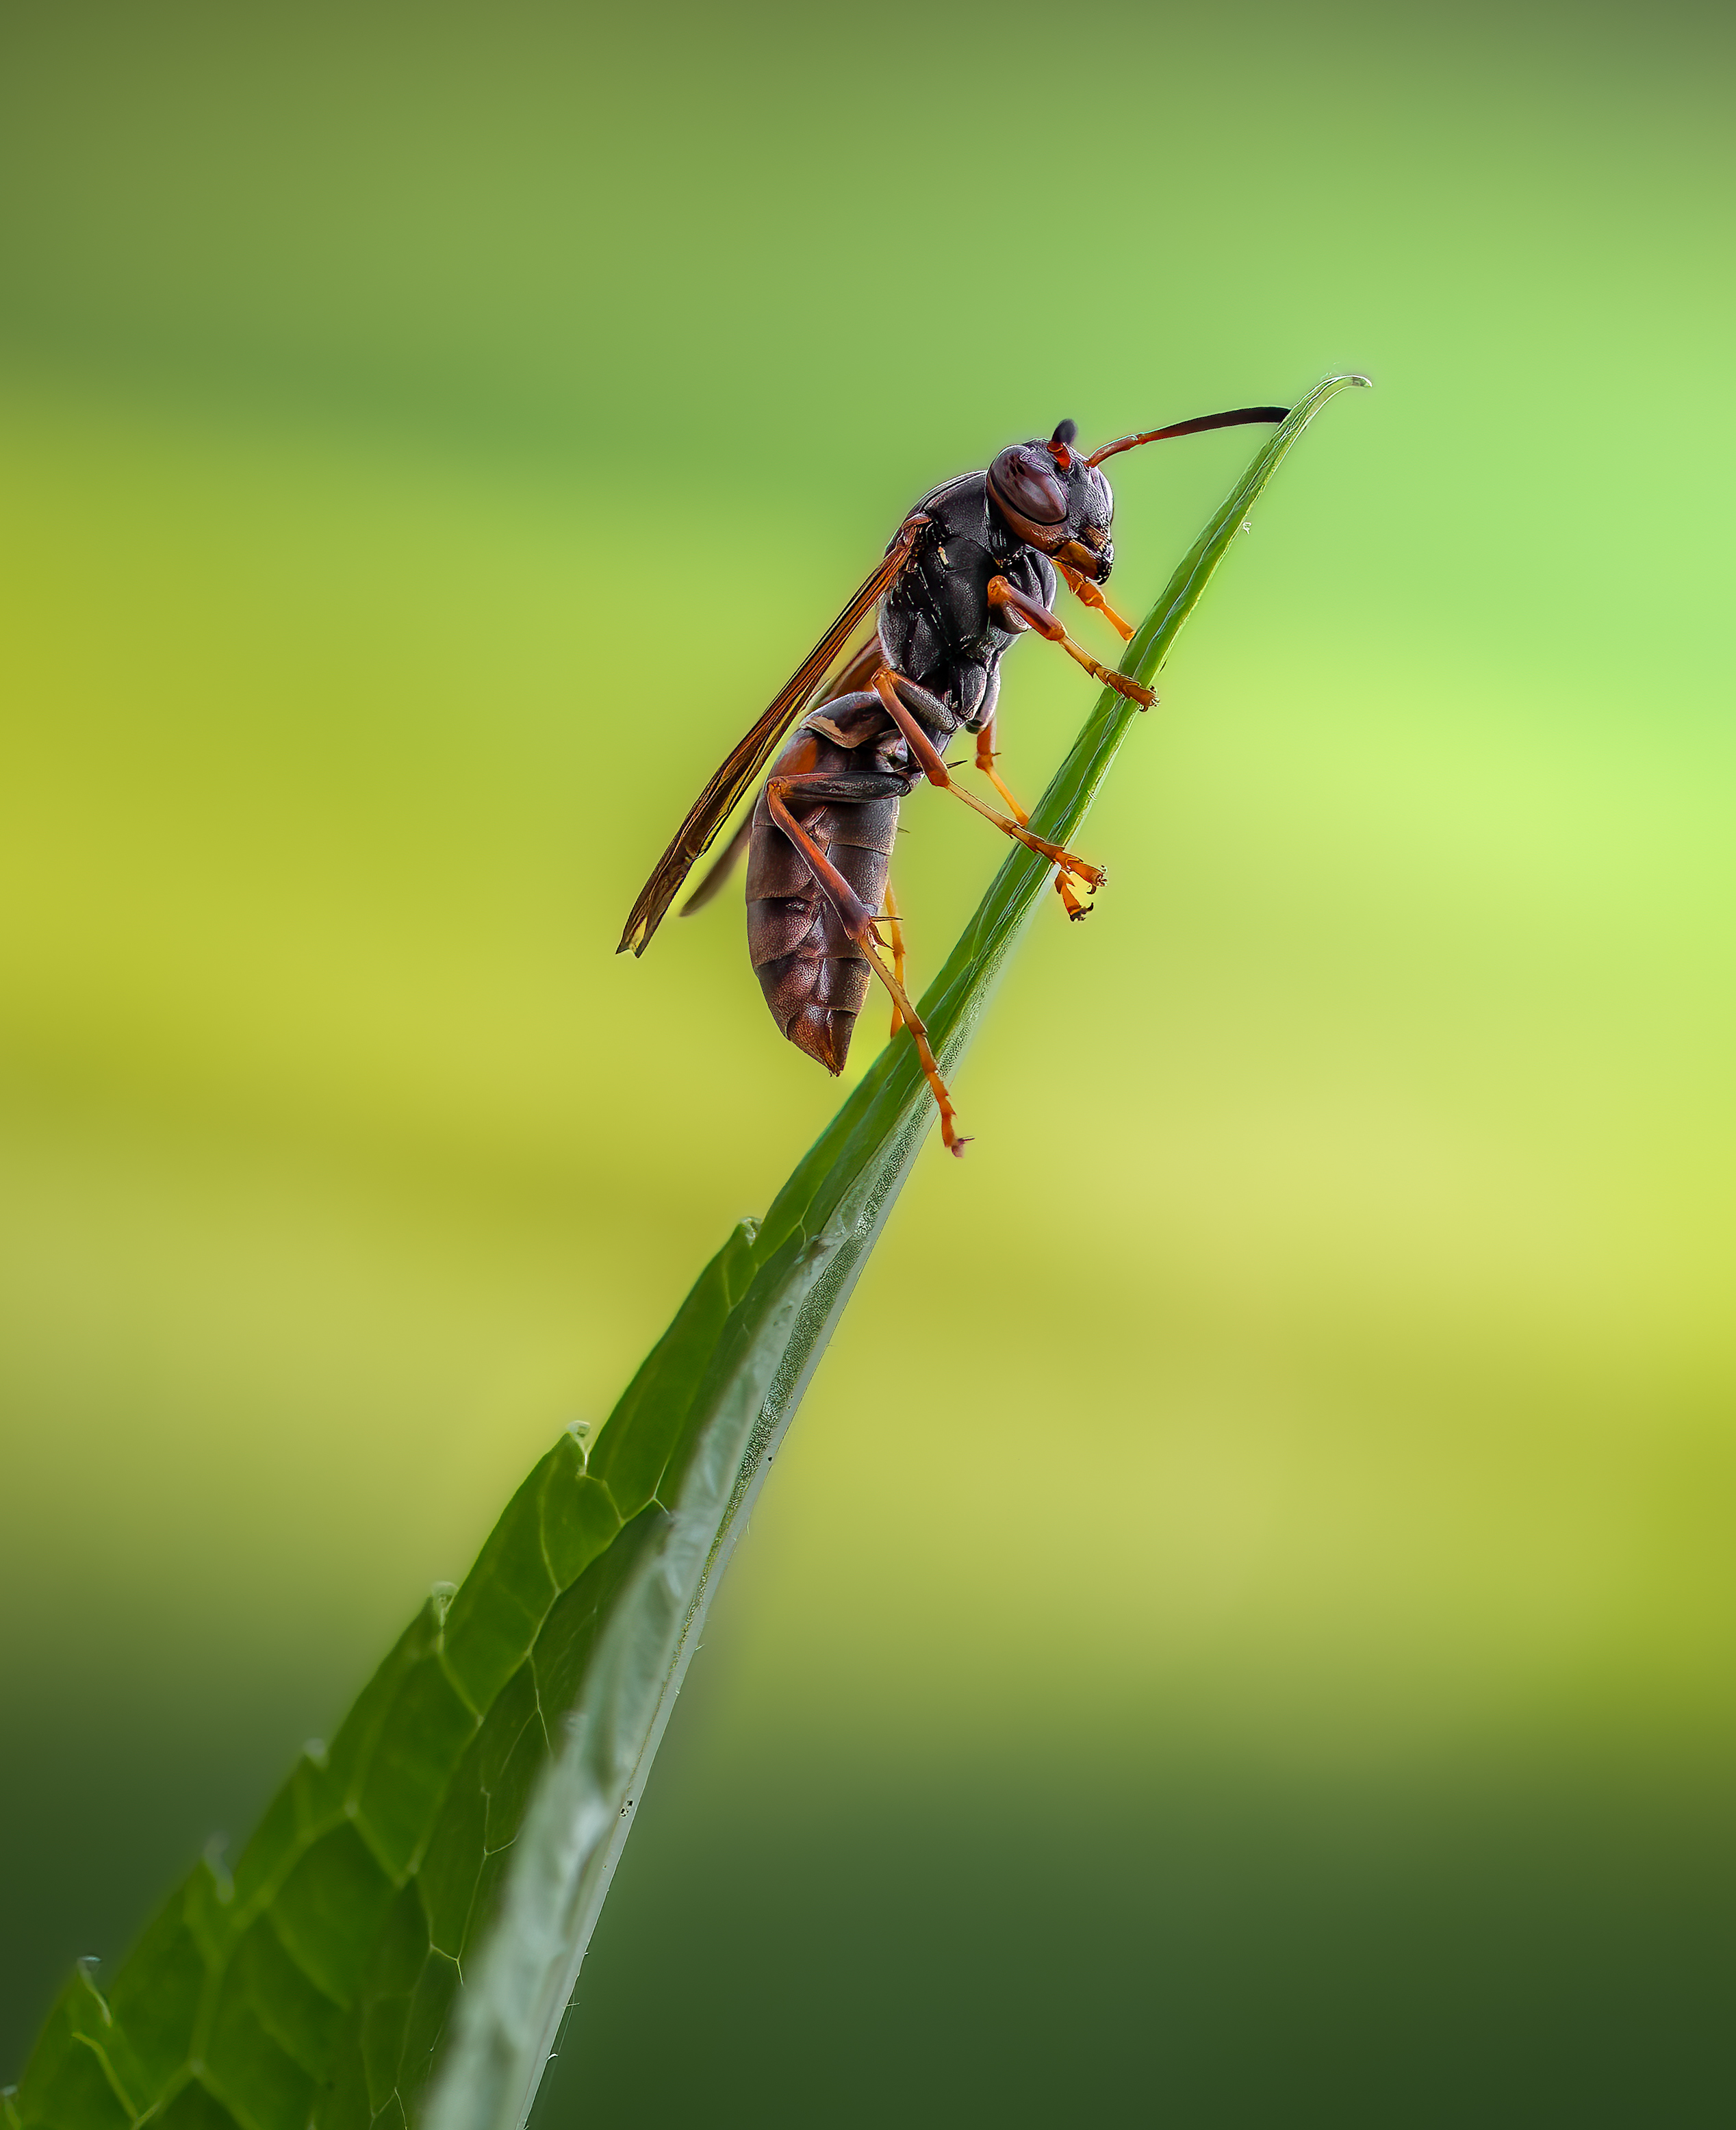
[987, 575, 1155, 707]
[765, 776, 969, 1156]
[883, 878, 907, 1039]
[973, 715, 1088, 921]
[873, 671, 1107, 899]
[1057, 560, 1136, 642]
[973, 713, 1029, 824]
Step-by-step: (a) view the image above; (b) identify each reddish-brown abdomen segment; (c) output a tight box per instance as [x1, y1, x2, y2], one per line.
[747, 724, 903, 1074]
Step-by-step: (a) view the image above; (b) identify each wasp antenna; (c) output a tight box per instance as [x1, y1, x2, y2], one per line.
[1086, 405, 1289, 467]
[1051, 419, 1077, 446]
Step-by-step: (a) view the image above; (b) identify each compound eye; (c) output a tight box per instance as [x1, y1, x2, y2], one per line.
[987, 445, 1067, 528]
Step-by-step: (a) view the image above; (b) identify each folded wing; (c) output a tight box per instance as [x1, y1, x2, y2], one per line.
[617, 519, 924, 956]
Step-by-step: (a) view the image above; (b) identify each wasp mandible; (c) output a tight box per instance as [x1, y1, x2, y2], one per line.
[619, 403, 1289, 1155]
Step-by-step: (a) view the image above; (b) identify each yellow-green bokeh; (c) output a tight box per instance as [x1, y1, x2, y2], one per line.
[2, 1, 1732, 2112]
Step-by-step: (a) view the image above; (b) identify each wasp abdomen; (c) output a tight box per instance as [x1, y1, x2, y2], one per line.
[748, 720, 904, 1076]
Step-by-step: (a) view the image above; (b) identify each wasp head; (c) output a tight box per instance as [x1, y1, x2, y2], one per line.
[985, 419, 1115, 583]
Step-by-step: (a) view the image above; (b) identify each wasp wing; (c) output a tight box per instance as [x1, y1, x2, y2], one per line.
[617, 520, 923, 956]
[676, 623, 890, 920]
[677, 809, 754, 917]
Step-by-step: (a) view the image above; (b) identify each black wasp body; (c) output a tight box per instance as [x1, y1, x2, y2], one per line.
[878, 469, 1060, 735]
[621, 405, 1288, 1155]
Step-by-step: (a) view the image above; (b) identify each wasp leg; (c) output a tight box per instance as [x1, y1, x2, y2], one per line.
[974, 713, 1086, 920]
[764, 771, 969, 1156]
[883, 878, 908, 1039]
[987, 575, 1155, 708]
[871, 671, 1108, 900]
[973, 713, 1030, 824]
[1056, 560, 1136, 642]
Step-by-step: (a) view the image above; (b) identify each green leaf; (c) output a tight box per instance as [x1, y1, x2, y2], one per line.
[8, 375, 1366, 2130]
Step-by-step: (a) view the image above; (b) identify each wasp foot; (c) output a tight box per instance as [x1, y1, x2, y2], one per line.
[1055, 872, 1097, 921]
[1058, 855, 1106, 892]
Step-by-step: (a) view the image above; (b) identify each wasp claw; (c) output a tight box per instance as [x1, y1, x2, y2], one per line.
[947, 1134, 973, 1157]
[1055, 868, 1104, 921]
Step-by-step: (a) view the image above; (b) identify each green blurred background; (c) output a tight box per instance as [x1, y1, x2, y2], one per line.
[3, 1, 1733, 2118]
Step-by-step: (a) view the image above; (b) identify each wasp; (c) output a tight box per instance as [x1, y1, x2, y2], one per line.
[620, 404, 1288, 1154]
